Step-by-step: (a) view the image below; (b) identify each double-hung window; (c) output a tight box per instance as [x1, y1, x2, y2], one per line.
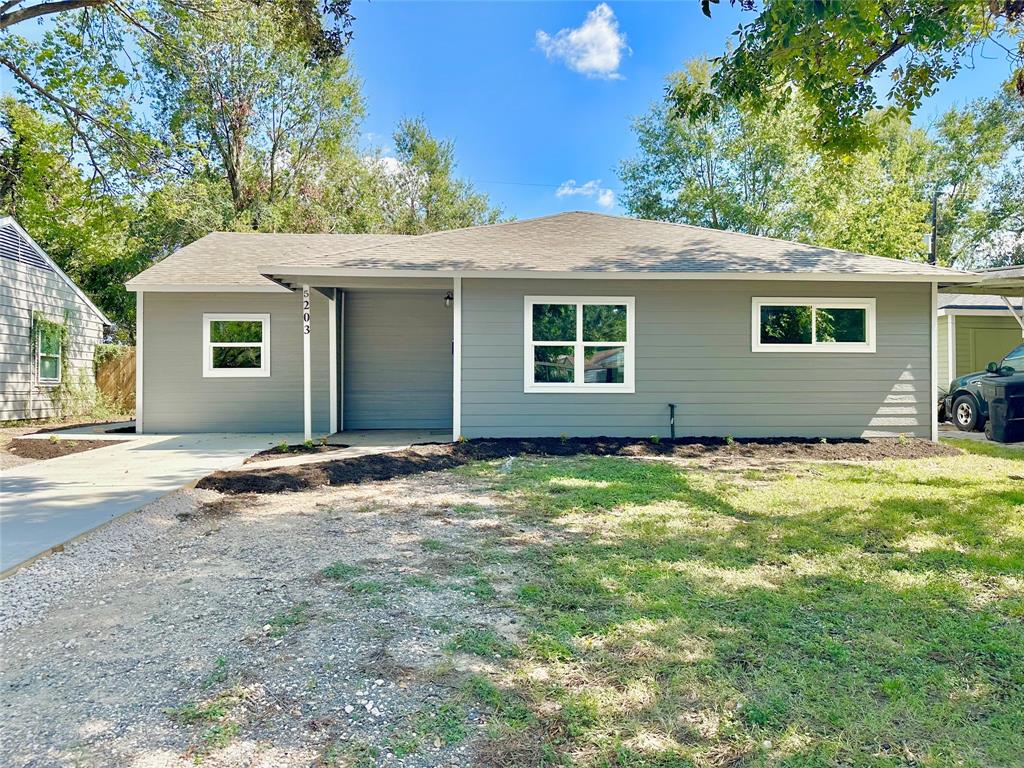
[202, 313, 271, 377]
[752, 298, 875, 352]
[524, 296, 635, 393]
[37, 325, 61, 384]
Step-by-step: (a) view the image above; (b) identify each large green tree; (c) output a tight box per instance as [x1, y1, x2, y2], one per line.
[688, 1, 1023, 151]
[0, 97, 144, 336]
[146, 1, 364, 223]
[619, 59, 807, 237]
[622, 59, 1021, 265]
[0, 0, 355, 184]
[382, 117, 504, 234]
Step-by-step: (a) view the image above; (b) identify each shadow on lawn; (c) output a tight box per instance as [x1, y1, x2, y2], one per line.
[470, 456, 1024, 767]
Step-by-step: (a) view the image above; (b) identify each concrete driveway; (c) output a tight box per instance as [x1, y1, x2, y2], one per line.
[0, 431, 301, 573]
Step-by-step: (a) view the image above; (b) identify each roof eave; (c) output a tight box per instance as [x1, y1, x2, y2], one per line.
[258, 265, 978, 283]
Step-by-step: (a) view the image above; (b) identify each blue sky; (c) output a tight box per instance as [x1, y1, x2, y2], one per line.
[349, 1, 1012, 220]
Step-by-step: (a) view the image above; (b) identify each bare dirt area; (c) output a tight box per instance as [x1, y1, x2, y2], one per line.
[0, 471, 536, 768]
[246, 442, 352, 464]
[4, 437, 126, 462]
[201, 436, 962, 495]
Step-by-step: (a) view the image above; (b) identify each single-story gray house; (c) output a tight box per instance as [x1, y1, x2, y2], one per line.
[938, 276, 1024, 391]
[1, 216, 111, 421]
[125, 212, 978, 441]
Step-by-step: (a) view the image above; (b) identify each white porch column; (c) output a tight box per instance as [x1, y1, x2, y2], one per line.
[302, 285, 312, 442]
[930, 281, 938, 443]
[328, 288, 338, 434]
[135, 291, 144, 434]
[452, 276, 462, 442]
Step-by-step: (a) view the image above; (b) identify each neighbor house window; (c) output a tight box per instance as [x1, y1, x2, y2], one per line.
[524, 296, 635, 392]
[751, 298, 875, 352]
[202, 313, 271, 377]
[37, 326, 61, 384]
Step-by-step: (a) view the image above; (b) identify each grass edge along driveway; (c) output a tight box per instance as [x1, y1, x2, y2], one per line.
[456, 441, 1024, 768]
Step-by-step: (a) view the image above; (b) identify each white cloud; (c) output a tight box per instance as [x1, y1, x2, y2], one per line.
[536, 3, 629, 80]
[555, 179, 616, 209]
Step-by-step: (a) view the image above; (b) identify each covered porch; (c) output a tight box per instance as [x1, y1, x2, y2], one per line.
[273, 273, 461, 443]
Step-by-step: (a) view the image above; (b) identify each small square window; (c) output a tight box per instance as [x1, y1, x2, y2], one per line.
[525, 297, 635, 393]
[203, 314, 270, 377]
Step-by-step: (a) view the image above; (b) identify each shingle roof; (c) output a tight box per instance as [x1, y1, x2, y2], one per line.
[940, 293, 1022, 310]
[126, 232, 410, 289]
[265, 212, 971, 277]
[127, 212, 973, 289]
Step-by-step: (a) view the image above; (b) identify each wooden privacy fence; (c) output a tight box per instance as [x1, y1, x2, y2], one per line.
[96, 346, 136, 412]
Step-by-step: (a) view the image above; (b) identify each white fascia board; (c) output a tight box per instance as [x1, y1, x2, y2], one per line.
[258, 265, 977, 283]
[4, 218, 112, 325]
[937, 308, 1023, 317]
[123, 282, 291, 293]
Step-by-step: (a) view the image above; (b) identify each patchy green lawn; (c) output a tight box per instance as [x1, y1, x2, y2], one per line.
[460, 442, 1024, 767]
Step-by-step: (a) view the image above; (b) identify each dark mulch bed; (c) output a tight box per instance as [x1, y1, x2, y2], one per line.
[6, 438, 126, 461]
[197, 436, 961, 495]
[246, 443, 351, 464]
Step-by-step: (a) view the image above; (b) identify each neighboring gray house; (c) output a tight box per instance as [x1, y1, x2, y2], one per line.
[125, 212, 977, 441]
[0, 217, 111, 421]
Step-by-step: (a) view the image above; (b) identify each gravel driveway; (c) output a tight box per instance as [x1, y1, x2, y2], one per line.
[0, 471, 534, 767]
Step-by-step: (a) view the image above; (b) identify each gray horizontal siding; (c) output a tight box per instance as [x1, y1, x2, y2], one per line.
[142, 291, 332, 433]
[459, 278, 933, 439]
[343, 290, 453, 429]
[0, 251, 104, 421]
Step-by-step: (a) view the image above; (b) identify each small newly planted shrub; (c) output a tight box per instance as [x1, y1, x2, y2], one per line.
[649, 434, 660, 444]
[276, 441, 290, 453]
[303, 439, 315, 449]
[724, 434, 735, 445]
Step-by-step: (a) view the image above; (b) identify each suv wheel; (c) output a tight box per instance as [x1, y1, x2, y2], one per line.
[952, 395, 979, 432]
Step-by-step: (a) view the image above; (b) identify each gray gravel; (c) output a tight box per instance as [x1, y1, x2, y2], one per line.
[0, 473, 532, 767]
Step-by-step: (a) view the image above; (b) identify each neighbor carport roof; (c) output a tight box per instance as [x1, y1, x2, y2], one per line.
[128, 212, 975, 290]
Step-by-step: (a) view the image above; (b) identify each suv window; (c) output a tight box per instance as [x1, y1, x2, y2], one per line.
[1002, 343, 1024, 371]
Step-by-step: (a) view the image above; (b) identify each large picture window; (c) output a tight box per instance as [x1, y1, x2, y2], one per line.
[202, 313, 271, 377]
[751, 298, 875, 353]
[37, 326, 61, 384]
[524, 296, 635, 392]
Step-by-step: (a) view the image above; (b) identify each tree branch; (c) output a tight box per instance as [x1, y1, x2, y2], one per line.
[0, 0, 106, 30]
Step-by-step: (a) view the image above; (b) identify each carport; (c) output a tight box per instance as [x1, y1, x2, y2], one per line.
[939, 266, 1024, 384]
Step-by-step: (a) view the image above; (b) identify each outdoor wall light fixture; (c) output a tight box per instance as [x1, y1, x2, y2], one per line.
[444, 291, 454, 308]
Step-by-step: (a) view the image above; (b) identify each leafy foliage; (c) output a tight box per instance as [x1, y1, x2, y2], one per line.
[687, 0, 1024, 151]
[622, 59, 1023, 266]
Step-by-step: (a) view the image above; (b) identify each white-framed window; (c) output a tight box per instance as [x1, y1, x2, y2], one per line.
[752, 297, 876, 353]
[202, 313, 271, 377]
[37, 326, 61, 384]
[524, 296, 635, 393]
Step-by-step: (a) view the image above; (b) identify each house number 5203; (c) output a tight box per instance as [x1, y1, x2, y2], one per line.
[302, 288, 311, 335]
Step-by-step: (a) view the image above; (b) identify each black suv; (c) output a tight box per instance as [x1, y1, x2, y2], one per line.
[943, 342, 1024, 431]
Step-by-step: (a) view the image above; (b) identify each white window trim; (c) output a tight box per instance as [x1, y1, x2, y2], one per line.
[37, 327, 61, 385]
[751, 297, 876, 353]
[202, 313, 271, 378]
[524, 296, 635, 393]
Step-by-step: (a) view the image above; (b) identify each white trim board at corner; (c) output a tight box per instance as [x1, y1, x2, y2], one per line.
[258, 266, 975, 283]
